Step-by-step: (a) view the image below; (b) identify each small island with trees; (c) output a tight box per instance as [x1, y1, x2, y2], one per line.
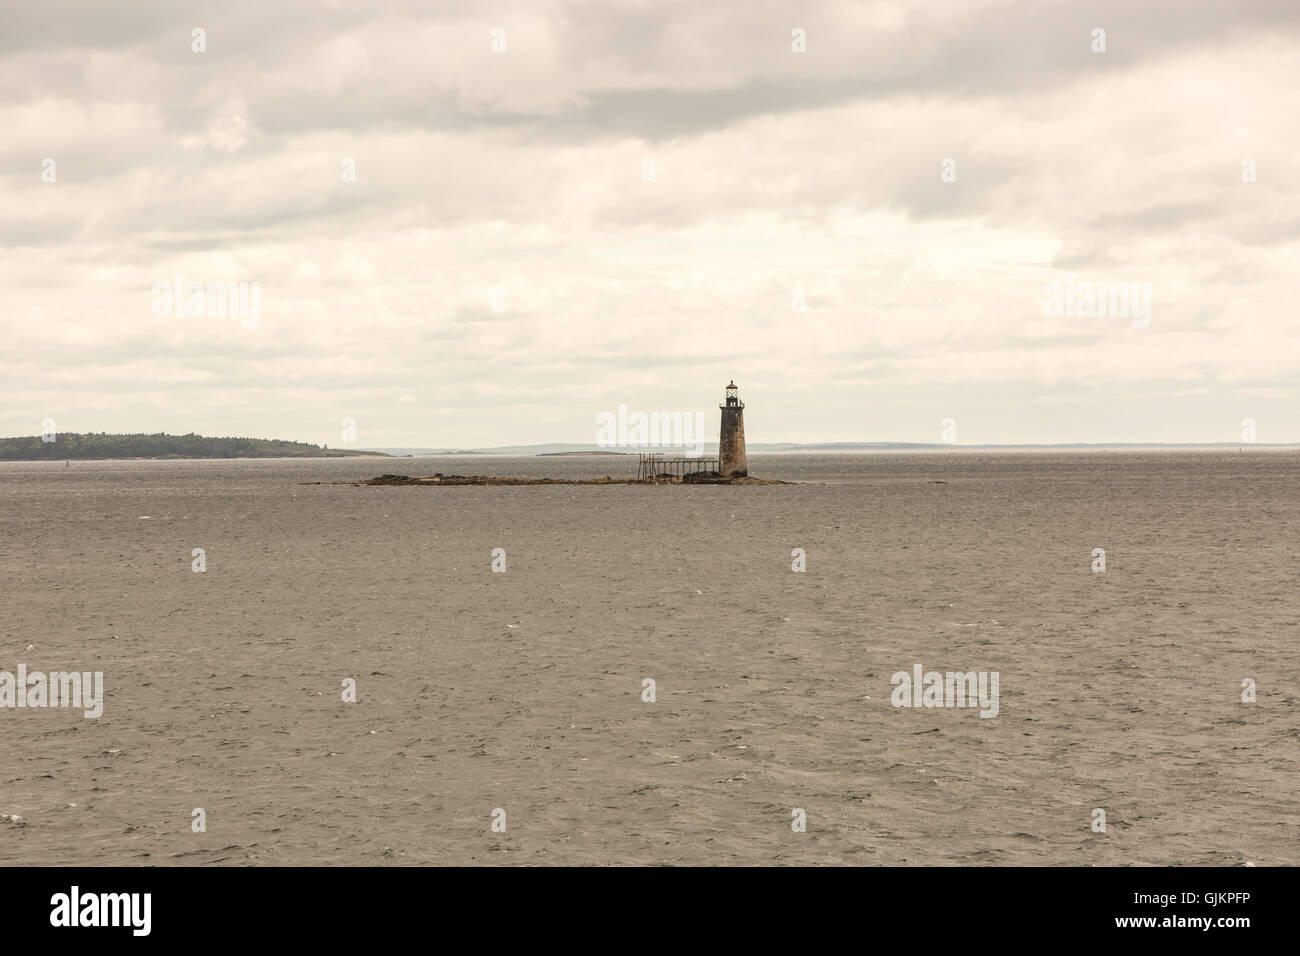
[0, 432, 390, 461]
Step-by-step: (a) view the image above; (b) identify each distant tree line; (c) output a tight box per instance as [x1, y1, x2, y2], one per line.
[0, 432, 387, 460]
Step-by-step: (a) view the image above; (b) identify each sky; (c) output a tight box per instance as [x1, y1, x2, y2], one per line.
[3, 0, 1298, 448]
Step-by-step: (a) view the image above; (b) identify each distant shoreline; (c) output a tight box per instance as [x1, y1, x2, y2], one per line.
[4, 433, 1296, 463]
[538, 450, 632, 456]
[2, 446, 1295, 463]
[363, 442, 1300, 456]
[0, 432, 390, 461]
[0, 454, 390, 462]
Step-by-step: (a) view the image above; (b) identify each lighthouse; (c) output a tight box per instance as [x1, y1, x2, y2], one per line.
[719, 381, 748, 477]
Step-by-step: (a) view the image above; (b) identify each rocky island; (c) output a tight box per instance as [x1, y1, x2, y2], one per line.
[348, 472, 786, 486]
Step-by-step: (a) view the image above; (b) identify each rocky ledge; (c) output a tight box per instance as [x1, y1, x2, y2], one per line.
[319, 472, 788, 486]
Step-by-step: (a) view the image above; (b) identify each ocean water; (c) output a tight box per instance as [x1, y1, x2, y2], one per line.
[1, 450, 1296, 865]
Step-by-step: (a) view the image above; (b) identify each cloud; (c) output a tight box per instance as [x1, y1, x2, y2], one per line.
[1, 1, 1298, 445]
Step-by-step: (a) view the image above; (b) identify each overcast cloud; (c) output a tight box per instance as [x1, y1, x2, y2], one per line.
[3, 0, 1298, 446]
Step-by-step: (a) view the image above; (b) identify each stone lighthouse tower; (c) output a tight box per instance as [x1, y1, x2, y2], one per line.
[718, 381, 748, 477]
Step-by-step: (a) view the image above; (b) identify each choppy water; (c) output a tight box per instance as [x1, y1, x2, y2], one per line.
[1, 451, 1296, 865]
